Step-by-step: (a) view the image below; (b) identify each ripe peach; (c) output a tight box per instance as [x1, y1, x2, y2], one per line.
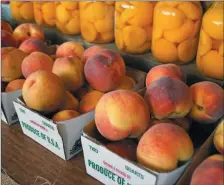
[22, 70, 66, 113]
[213, 119, 224, 154]
[52, 110, 80, 122]
[189, 81, 224, 124]
[146, 64, 186, 88]
[137, 123, 194, 172]
[190, 154, 224, 185]
[5, 79, 25, 92]
[1, 47, 27, 82]
[79, 90, 104, 113]
[1, 30, 17, 47]
[115, 76, 136, 90]
[52, 56, 85, 92]
[13, 23, 45, 45]
[21, 52, 54, 78]
[95, 90, 150, 141]
[144, 76, 192, 119]
[106, 139, 137, 161]
[19, 38, 49, 54]
[1, 20, 13, 33]
[82, 45, 105, 63]
[56, 42, 85, 60]
[85, 49, 126, 92]
[59, 91, 79, 111]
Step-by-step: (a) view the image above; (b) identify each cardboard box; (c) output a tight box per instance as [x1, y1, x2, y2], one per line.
[81, 121, 191, 185]
[1, 90, 22, 125]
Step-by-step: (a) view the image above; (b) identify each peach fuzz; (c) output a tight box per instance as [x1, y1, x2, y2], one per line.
[1, 20, 13, 33]
[59, 91, 79, 111]
[146, 64, 186, 88]
[95, 90, 150, 141]
[82, 45, 105, 63]
[21, 52, 54, 78]
[106, 139, 137, 161]
[13, 23, 45, 45]
[213, 119, 224, 154]
[144, 76, 192, 119]
[189, 81, 224, 124]
[52, 56, 85, 92]
[115, 76, 136, 90]
[5, 79, 25, 92]
[1, 47, 27, 82]
[19, 38, 49, 54]
[52, 110, 80, 122]
[190, 154, 224, 185]
[79, 90, 104, 113]
[56, 42, 85, 60]
[1, 30, 17, 47]
[22, 70, 66, 113]
[137, 123, 194, 172]
[84, 49, 126, 92]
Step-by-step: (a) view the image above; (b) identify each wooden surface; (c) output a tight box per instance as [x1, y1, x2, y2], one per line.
[1, 122, 102, 185]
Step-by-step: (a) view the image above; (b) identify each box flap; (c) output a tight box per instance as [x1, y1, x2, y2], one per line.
[1, 105, 7, 123]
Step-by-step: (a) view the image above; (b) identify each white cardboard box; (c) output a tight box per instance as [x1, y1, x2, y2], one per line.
[1, 90, 22, 125]
[81, 121, 191, 185]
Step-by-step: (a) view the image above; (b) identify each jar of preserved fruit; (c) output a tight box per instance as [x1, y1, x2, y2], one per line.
[10, 1, 34, 22]
[80, 1, 114, 44]
[115, 2, 156, 54]
[152, 2, 203, 64]
[55, 2, 80, 35]
[196, 2, 223, 80]
[33, 1, 56, 27]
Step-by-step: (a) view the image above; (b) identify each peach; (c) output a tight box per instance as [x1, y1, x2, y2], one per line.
[79, 90, 104, 113]
[1, 30, 17, 48]
[52, 56, 85, 92]
[22, 70, 66, 113]
[1, 20, 13, 33]
[21, 52, 54, 78]
[52, 110, 80, 122]
[146, 64, 186, 88]
[13, 23, 45, 45]
[137, 123, 194, 172]
[82, 45, 105, 63]
[190, 154, 224, 185]
[1, 47, 27, 82]
[213, 119, 224, 154]
[19, 38, 49, 54]
[56, 42, 85, 60]
[95, 90, 150, 141]
[84, 49, 126, 92]
[106, 139, 137, 161]
[5, 79, 25, 92]
[74, 85, 93, 100]
[189, 81, 224, 124]
[115, 76, 136, 90]
[145, 76, 192, 119]
[59, 91, 79, 111]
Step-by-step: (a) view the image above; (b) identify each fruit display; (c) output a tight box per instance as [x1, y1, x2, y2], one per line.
[152, 2, 203, 64]
[55, 1, 80, 35]
[80, 1, 115, 44]
[196, 2, 224, 80]
[115, 2, 156, 54]
[10, 1, 34, 22]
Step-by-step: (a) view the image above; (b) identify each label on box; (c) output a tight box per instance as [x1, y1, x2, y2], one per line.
[14, 101, 66, 160]
[81, 136, 158, 185]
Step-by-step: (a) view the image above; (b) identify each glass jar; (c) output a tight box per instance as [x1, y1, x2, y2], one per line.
[196, 2, 223, 80]
[10, 1, 34, 22]
[152, 2, 203, 64]
[55, 2, 80, 35]
[115, 2, 156, 54]
[33, 1, 56, 27]
[80, 1, 115, 44]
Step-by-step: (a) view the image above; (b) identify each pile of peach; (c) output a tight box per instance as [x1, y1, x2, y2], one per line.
[196, 2, 223, 80]
[94, 63, 223, 173]
[190, 119, 224, 185]
[79, 2, 114, 44]
[115, 2, 156, 54]
[152, 2, 202, 64]
[55, 2, 80, 35]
